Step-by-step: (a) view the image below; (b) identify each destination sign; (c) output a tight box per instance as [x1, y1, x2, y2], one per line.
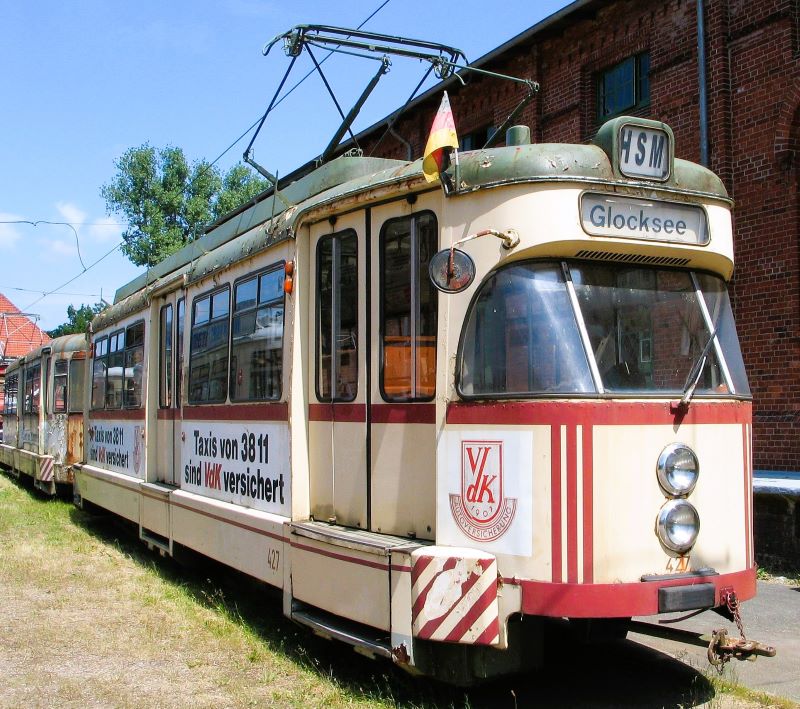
[618, 124, 670, 180]
[581, 193, 708, 244]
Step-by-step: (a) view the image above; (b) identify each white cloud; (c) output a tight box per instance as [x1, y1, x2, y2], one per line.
[0, 212, 23, 250]
[55, 201, 87, 227]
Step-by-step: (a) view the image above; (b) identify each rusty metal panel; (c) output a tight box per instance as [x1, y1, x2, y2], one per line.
[66, 414, 84, 464]
[46, 414, 67, 463]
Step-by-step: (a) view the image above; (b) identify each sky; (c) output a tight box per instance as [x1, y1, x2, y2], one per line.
[0, 0, 570, 331]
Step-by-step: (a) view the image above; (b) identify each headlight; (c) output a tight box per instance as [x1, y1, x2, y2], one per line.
[656, 499, 700, 553]
[657, 443, 699, 497]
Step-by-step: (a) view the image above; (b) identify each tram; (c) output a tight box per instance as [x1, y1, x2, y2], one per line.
[0, 334, 87, 495]
[1, 21, 775, 679]
[60, 109, 767, 681]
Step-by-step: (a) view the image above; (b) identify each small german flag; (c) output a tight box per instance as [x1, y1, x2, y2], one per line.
[422, 91, 459, 183]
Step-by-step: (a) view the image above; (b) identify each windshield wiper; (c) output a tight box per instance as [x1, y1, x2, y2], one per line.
[678, 328, 718, 409]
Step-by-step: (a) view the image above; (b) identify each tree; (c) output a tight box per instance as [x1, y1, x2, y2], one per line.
[101, 146, 269, 267]
[47, 303, 107, 338]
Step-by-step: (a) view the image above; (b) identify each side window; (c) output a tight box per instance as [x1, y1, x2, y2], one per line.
[24, 364, 41, 414]
[3, 374, 18, 415]
[176, 298, 185, 407]
[106, 330, 125, 409]
[380, 212, 437, 401]
[231, 265, 285, 401]
[53, 360, 68, 413]
[160, 305, 173, 408]
[317, 231, 358, 401]
[91, 337, 108, 410]
[189, 287, 230, 404]
[124, 322, 145, 408]
[68, 359, 85, 413]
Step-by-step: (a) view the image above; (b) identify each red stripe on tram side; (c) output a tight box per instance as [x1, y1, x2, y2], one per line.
[446, 400, 752, 426]
[743, 424, 751, 569]
[567, 425, 578, 585]
[308, 404, 367, 423]
[582, 425, 594, 584]
[551, 426, 562, 583]
[371, 403, 436, 424]
[90, 409, 146, 421]
[157, 408, 182, 421]
[182, 403, 288, 422]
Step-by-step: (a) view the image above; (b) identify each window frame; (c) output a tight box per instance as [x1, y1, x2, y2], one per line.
[123, 320, 145, 409]
[105, 328, 125, 410]
[53, 359, 69, 413]
[176, 297, 185, 407]
[596, 52, 650, 122]
[159, 304, 174, 408]
[315, 232, 358, 403]
[23, 363, 41, 415]
[379, 210, 438, 403]
[4, 373, 19, 415]
[230, 262, 286, 403]
[68, 358, 85, 413]
[188, 285, 231, 405]
[91, 335, 108, 411]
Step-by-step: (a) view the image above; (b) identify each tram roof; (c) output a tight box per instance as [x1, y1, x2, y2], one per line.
[6, 333, 86, 370]
[108, 130, 728, 321]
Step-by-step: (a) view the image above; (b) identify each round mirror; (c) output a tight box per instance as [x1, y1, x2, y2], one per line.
[428, 248, 476, 293]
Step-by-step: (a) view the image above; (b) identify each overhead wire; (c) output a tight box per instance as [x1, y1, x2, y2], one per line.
[203, 0, 393, 173]
[1, 0, 395, 328]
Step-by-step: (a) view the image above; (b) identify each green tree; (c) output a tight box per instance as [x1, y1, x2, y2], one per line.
[47, 303, 106, 338]
[101, 146, 269, 267]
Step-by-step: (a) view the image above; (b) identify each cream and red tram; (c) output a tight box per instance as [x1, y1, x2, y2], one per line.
[1, 334, 87, 495]
[70, 115, 760, 682]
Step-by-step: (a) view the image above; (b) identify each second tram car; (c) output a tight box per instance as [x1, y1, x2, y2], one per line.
[0, 334, 87, 495]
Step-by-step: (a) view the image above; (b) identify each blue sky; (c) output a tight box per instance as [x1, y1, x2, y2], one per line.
[0, 0, 569, 330]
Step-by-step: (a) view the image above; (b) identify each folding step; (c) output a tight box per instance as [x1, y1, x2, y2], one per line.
[291, 603, 392, 659]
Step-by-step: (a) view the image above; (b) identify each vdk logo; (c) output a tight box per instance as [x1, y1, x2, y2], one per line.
[449, 440, 517, 542]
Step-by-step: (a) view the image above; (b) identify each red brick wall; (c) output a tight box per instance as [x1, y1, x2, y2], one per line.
[362, 0, 800, 471]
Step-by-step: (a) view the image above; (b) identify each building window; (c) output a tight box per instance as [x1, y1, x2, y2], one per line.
[317, 232, 358, 402]
[597, 53, 650, 121]
[460, 125, 495, 151]
[380, 212, 438, 401]
[189, 287, 230, 404]
[231, 265, 285, 402]
[53, 360, 68, 413]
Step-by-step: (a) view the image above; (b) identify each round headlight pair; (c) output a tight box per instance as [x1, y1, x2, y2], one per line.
[656, 444, 700, 553]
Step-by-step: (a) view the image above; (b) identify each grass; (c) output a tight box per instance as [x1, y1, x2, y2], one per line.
[0, 472, 796, 709]
[756, 563, 800, 586]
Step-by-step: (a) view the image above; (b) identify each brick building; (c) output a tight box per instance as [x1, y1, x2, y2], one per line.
[0, 294, 51, 431]
[351, 0, 800, 475]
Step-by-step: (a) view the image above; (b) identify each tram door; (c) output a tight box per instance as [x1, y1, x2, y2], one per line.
[369, 205, 437, 540]
[21, 360, 42, 454]
[308, 216, 368, 528]
[154, 291, 183, 485]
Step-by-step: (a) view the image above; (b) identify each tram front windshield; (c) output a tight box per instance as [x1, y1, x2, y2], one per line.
[458, 261, 750, 398]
